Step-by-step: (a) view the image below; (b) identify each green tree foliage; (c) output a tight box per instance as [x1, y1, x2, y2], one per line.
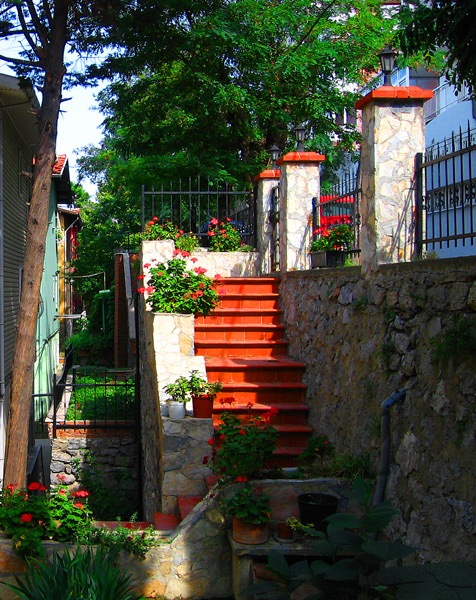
[399, 0, 476, 91]
[79, 0, 396, 197]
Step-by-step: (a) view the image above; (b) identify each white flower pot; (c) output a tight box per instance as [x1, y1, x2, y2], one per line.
[167, 400, 186, 419]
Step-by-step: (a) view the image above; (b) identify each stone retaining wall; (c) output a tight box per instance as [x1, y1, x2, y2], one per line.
[279, 257, 476, 562]
[50, 434, 139, 511]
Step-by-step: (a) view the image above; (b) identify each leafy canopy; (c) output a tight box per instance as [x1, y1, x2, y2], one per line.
[398, 0, 476, 91]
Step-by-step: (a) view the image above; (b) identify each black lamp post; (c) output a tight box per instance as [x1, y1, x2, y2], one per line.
[294, 123, 306, 152]
[378, 46, 397, 86]
[270, 145, 280, 168]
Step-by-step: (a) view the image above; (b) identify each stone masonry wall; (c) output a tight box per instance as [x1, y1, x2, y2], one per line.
[279, 257, 476, 562]
[50, 433, 139, 511]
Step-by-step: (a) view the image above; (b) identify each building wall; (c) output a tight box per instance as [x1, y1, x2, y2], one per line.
[280, 257, 476, 562]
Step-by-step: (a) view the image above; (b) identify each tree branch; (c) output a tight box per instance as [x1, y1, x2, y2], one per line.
[16, 4, 40, 55]
[25, 0, 49, 48]
[0, 53, 41, 68]
[43, 0, 53, 29]
[290, 0, 341, 54]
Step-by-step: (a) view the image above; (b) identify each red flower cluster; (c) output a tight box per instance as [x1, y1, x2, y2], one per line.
[20, 513, 32, 523]
[72, 490, 89, 497]
[27, 482, 47, 491]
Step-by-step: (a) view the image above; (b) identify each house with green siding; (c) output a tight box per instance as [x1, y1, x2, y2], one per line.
[0, 73, 72, 485]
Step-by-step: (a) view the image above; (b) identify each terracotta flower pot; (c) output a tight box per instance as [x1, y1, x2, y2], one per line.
[192, 394, 214, 418]
[276, 522, 296, 542]
[232, 516, 268, 545]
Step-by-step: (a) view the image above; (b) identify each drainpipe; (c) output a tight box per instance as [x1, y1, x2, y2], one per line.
[373, 388, 406, 505]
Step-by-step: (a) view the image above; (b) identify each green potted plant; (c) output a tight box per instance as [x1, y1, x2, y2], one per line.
[163, 375, 191, 418]
[188, 370, 223, 418]
[310, 222, 355, 268]
[224, 485, 271, 544]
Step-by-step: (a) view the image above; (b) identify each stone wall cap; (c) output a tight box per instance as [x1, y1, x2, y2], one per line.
[355, 86, 434, 110]
[276, 152, 326, 165]
[254, 168, 281, 181]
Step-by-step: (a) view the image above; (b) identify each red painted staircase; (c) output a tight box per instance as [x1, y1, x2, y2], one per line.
[194, 277, 311, 468]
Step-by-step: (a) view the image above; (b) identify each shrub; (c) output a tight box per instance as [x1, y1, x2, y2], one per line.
[207, 217, 253, 252]
[1, 547, 145, 600]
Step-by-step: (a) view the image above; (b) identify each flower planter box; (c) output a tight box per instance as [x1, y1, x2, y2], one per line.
[310, 250, 358, 269]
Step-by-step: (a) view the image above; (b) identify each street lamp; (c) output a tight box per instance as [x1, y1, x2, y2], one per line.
[270, 145, 280, 168]
[294, 123, 306, 152]
[378, 46, 397, 86]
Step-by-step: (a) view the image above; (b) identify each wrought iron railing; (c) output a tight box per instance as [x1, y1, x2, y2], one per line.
[141, 177, 256, 247]
[416, 124, 476, 257]
[50, 367, 137, 437]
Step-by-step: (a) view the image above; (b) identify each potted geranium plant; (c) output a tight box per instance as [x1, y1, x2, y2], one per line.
[224, 485, 271, 544]
[139, 251, 224, 317]
[310, 222, 355, 268]
[188, 370, 223, 418]
[207, 217, 254, 252]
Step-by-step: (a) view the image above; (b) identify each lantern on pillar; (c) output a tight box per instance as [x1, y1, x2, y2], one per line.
[294, 123, 306, 152]
[378, 46, 397, 86]
[270, 145, 280, 168]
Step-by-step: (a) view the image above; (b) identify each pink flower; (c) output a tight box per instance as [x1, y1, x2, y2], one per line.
[181, 251, 190, 257]
[143, 263, 151, 268]
[191, 257, 198, 263]
[194, 267, 207, 275]
[210, 218, 219, 225]
[173, 249, 181, 255]
[138, 274, 145, 280]
[146, 286, 155, 294]
[20, 513, 32, 522]
[137, 287, 146, 294]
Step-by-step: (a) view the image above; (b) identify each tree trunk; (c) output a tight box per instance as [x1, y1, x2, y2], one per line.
[3, 3, 69, 489]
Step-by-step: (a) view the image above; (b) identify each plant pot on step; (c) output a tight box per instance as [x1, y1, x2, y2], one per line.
[297, 493, 339, 531]
[166, 400, 186, 419]
[275, 522, 297, 543]
[232, 516, 268, 545]
[192, 394, 214, 418]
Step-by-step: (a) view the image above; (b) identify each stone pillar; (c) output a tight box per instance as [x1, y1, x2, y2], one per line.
[356, 86, 433, 274]
[276, 152, 325, 272]
[254, 168, 280, 275]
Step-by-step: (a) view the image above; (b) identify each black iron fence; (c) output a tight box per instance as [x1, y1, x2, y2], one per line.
[311, 167, 361, 256]
[141, 177, 256, 247]
[416, 124, 476, 257]
[50, 367, 137, 437]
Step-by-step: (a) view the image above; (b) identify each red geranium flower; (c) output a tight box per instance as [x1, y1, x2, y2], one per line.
[74, 503, 84, 509]
[210, 218, 219, 225]
[208, 438, 214, 445]
[27, 482, 41, 490]
[20, 514, 32, 522]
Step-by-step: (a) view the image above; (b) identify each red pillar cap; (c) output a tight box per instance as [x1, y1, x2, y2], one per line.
[276, 152, 325, 165]
[355, 86, 434, 110]
[254, 169, 281, 181]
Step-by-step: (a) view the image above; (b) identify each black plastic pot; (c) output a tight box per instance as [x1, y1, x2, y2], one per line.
[297, 493, 339, 530]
